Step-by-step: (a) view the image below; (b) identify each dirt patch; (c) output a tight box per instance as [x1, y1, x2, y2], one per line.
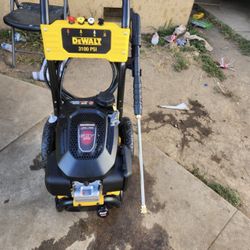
[142, 100, 213, 151]
[3, 199, 10, 204]
[30, 153, 46, 171]
[33, 159, 171, 250]
[211, 154, 222, 164]
[213, 85, 239, 101]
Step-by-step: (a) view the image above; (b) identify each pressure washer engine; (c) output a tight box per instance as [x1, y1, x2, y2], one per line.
[40, 0, 147, 217]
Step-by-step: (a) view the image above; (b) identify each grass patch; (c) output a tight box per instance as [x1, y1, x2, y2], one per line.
[180, 46, 196, 53]
[200, 54, 226, 81]
[157, 26, 175, 38]
[141, 20, 234, 80]
[208, 182, 241, 207]
[191, 168, 241, 207]
[141, 33, 152, 45]
[190, 40, 207, 53]
[187, 22, 208, 53]
[0, 29, 42, 51]
[173, 52, 189, 72]
[142, 25, 175, 47]
[238, 39, 250, 56]
[158, 36, 167, 47]
[186, 23, 226, 81]
[187, 23, 206, 38]
[0, 29, 11, 40]
[191, 168, 207, 184]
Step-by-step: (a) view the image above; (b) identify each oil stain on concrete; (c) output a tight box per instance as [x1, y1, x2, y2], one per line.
[30, 153, 46, 171]
[142, 100, 213, 151]
[33, 158, 172, 250]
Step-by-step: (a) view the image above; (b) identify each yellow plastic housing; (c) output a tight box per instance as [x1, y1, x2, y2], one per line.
[57, 191, 121, 207]
[73, 194, 105, 207]
[41, 20, 130, 62]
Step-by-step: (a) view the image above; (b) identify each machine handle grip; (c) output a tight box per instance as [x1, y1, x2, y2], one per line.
[132, 13, 142, 116]
[133, 63, 142, 116]
[132, 13, 141, 47]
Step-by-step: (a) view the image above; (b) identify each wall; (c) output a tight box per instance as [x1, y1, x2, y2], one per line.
[0, 0, 194, 32]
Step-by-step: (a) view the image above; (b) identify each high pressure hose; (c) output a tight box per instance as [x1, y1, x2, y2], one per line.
[44, 60, 119, 101]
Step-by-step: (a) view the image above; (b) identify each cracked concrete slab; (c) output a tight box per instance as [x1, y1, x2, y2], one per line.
[141, 141, 236, 250]
[0, 74, 52, 151]
[0, 122, 87, 250]
[0, 70, 250, 249]
[209, 210, 250, 250]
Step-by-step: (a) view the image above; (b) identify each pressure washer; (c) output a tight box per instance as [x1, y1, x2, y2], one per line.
[40, 0, 147, 217]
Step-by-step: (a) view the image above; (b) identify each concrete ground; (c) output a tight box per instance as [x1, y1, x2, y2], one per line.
[0, 75, 52, 151]
[0, 72, 250, 249]
[199, 0, 250, 40]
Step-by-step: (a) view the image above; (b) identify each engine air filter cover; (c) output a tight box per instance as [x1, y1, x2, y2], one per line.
[56, 105, 118, 180]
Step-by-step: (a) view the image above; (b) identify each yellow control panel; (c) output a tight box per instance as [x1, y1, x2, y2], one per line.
[41, 20, 130, 62]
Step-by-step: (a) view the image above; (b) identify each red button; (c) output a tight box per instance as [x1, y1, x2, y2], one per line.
[68, 16, 76, 24]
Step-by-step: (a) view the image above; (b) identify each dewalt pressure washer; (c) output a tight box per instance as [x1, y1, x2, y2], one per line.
[40, 0, 147, 217]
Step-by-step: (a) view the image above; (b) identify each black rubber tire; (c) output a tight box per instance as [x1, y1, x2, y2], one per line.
[119, 117, 134, 156]
[41, 120, 56, 163]
[55, 198, 64, 212]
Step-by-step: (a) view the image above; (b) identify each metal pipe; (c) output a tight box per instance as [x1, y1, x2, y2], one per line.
[40, 1, 61, 115]
[117, 63, 127, 118]
[122, 0, 130, 28]
[11, 27, 16, 67]
[10, 0, 14, 11]
[47, 61, 61, 116]
[14, 0, 21, 8]
[40, 0, 50, 24]
[63, 0, 68, 19]
[14, 49, 43, 55]
[137, 115, 147, 214]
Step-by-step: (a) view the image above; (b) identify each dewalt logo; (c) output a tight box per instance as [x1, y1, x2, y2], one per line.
[72, 37, 102, 46]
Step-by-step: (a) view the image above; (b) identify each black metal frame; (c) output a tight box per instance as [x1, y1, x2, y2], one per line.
[41, 0, 132, 118]
[41, 0, 142, 119]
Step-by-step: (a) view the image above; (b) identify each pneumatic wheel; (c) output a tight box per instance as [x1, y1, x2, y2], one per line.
[41, 120, 56, 167]
[55, 197, 64, 212]
[119, 117, 134, 157]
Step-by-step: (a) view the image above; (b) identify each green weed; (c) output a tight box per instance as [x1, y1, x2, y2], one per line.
[0, 29, 10, 40]
[173, 52, 189, 72]
[200, 54, 226, 81]
[208, 182, 241, 207]
[191, 168, 241, 207]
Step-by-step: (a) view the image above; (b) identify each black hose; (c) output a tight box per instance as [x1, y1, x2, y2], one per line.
[44, 59, 119, 102]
